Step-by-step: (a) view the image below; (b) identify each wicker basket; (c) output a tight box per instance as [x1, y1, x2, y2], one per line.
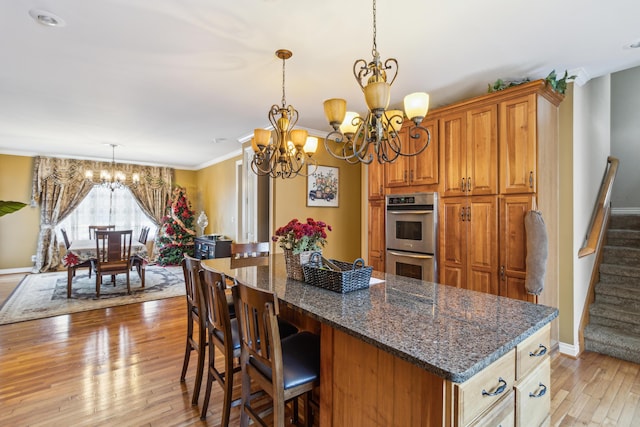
[302, 254, 372, 293]
[283, 249, 315, 281]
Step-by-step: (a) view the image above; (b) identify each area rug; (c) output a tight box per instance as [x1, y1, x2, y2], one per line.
[0, 265, 185, 325]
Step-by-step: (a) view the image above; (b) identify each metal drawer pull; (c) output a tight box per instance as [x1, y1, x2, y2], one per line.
[481, 377, 507, 397]
[529, 344, 547, 357]
[529, 382, 547, 398]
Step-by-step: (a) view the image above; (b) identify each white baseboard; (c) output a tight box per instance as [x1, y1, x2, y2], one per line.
[559, 342, 580, 357]
[611, 207, 640, 215]
[0, 267, 33, 275]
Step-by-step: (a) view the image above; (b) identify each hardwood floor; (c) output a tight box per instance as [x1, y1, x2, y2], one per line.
[1, 273, 640, 426]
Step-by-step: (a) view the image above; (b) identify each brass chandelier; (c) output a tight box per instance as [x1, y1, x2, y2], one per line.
[251, 49, 318, 179]
[323, 0, 431, 164]
[85, 144, 140, 191]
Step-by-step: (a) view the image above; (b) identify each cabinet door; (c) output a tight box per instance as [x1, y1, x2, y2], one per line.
[384, 156, 409, 188]
[440, 113, 467, 197]
[499, 195, 536, 303]
[410, 118, 439, 186]
[440, 197, 467, 288]
[500, 94, 537, 194]
[467, 105, 498, 195]
[467, 196, 499, 295]
[368, 199, 385, 272]
[367, 159, 385, 200]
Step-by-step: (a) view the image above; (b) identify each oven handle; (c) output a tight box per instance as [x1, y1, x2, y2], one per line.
[387, 210, 433, 215]
[388, 251, 433, 260]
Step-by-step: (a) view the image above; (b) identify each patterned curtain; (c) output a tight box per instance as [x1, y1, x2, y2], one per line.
[32, 156, 173, 272]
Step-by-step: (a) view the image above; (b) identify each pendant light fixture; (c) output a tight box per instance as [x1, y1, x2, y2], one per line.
[84, 144, 140, 191]
[322, 0, 431, 164]
[251, 49, 318, 178]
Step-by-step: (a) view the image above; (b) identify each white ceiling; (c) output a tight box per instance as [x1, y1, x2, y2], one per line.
[2, 0, 640, 170]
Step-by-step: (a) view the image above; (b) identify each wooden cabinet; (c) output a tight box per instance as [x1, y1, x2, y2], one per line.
[440, 105, 498, 197]
[194, 236, 231, 260]
[499, 195, 536, 303]
[367, 199, 385, 272]
[367, 158, 385, 200]
[440, 196, 499, 295]
[385, 118, 438, 188]
[500, 94, 537, 194]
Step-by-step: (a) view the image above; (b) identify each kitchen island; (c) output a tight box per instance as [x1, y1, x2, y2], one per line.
[203, 254, 558, 426]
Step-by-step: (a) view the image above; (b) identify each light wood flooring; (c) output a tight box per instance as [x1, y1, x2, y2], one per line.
[1, 273, 640, 426]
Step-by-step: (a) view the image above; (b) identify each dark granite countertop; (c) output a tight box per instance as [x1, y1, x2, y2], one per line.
[202, 254, 558, 383]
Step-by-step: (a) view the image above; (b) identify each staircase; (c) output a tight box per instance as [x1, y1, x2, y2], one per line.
[584, 214, 640, 363]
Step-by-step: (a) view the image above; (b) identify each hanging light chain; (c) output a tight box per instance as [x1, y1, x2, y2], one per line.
[281, 54, 287, 108]
[371, 0, 378, 59]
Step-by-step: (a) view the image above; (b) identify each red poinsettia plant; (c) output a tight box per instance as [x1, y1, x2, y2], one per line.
[272, 218, 332, 254]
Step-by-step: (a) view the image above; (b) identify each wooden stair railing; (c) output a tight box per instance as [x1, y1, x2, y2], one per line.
[577, 156, 619, 356]
[578, 156, 619, 258]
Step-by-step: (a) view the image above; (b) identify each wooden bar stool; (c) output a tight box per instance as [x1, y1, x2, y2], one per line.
[180, 255, 207, 406]
[233, 280, 320, 427]
[198, 265, 242, 424]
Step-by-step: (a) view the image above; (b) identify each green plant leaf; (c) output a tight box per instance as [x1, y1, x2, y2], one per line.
[0, 201, 27, 217]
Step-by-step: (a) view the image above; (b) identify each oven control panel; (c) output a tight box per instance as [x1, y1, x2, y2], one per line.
[386, 193, 436, 208]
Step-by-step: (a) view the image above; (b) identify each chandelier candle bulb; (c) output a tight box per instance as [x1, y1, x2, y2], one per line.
[323, 98, 347, 128]
[404, 92, 430, 123]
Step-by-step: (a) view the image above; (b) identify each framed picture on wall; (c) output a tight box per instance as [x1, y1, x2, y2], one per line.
[307, 165, 339, 207]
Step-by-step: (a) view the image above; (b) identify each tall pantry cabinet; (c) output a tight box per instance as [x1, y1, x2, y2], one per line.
[366, 80, 562, 313]
[439, 81, 562, 309]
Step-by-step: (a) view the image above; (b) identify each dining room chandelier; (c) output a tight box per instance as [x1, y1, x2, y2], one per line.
[85, 144, 139, 191]
[251, 49, 318, 179]
[322, 0, 431, 165]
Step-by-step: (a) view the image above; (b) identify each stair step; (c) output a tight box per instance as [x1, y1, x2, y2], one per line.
[595, 280, 640, 302]
[589, 302, 640, 334]
[599, 263, 640, 279]
[610, 215, 640, 231]
[584, 324, 640, 364]
[602, 245, 640, 265]
[607, 229, 640, 248]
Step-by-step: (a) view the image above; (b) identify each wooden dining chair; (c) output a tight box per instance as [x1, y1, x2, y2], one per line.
[233, 280, 320, 427]
[198, 265, 242, 424]
[180, 255, 207, 406]
[89, 224, 115, 239]
[131, 226, 150, 286]
[230, 242, 270, 267]
[60, 227, 92, 278]
[93, 230, 133, 297]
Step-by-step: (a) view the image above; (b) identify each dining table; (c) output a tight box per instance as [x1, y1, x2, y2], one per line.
[63, 239, 148, 298]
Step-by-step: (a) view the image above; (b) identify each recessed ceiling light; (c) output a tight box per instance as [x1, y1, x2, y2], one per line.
[28, 9, 66, 27]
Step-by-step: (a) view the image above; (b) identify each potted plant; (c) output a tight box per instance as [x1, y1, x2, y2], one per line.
[272, 218, 332, 280]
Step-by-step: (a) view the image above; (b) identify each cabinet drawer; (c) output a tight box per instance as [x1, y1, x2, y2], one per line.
[455, 349, 516, 426]
[515, 359, 550, 427]
[468, 389, 514, 427]
[516, 323, 550, 380]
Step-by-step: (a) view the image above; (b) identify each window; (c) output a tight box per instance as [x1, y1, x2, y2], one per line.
[58, 186, 156, 241]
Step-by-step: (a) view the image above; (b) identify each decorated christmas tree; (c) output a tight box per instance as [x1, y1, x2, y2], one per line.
[156, 186, 196, 266]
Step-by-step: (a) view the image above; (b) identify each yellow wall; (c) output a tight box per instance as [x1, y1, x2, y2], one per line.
[272, 141, 362, 262]
[0, 154, 40, 269]
[196, 156, 242, 239]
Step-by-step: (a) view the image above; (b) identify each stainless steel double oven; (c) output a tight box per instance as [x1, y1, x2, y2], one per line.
[385, 192, 438, 282]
